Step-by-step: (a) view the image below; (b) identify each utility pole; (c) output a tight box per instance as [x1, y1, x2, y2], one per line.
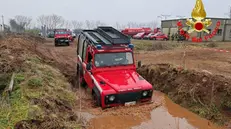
[229, 6, 231, 18]
[224, 6, 231, 18]
[161, 14, 171, 20]
[1, 15, 4, 31]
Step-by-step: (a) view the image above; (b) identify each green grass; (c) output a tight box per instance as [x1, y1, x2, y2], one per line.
[0, 56, 78, 129]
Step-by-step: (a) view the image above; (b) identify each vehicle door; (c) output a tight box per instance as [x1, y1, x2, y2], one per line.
[156, 34, 161, 40]
[158, 34, 165, 40]
[82, 42, 94, 88]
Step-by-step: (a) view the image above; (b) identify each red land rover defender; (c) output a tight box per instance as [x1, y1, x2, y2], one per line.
[76, 26, 153, 108]
[54, 30, 71, 46]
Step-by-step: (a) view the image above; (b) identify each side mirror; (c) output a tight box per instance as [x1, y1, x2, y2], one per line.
[86, 63, 92, 71]
[137, 61, 142, 68]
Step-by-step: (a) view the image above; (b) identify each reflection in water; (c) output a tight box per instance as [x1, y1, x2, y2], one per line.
[88, 91, 224, 129]
[132, 106, 197, 129]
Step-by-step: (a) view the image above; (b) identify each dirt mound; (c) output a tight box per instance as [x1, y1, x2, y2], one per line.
[14, 98, 78, 129]
[137, 64, 231, 125]
[0, 35, 81, 128]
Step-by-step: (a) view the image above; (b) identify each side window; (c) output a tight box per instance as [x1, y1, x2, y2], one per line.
[82, 40, 88, 62]
[78, 35, 84, 58]
[217, 29, 222, 36]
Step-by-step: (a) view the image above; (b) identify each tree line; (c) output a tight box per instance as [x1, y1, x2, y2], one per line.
[7, 14, 158, 33]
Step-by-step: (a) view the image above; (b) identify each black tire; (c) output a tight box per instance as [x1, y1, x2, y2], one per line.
[76, 64, 87, 88]
[92, 92, 100, 107]
[67, 42, 70, 46]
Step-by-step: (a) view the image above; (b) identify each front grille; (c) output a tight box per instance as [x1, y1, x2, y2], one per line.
[105, 91, 142, 105]
[117, 92, 141, 103]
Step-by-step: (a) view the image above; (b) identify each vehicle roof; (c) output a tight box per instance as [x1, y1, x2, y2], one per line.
[80, 26, 133, 51]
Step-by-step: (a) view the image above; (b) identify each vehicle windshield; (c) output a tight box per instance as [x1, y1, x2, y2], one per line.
[94, 52, 134, 67]
[55, 31, 67, 34]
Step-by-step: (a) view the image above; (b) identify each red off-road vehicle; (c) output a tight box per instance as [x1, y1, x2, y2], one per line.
[54, 30, 71, 46]
[76, 26, 153, 108]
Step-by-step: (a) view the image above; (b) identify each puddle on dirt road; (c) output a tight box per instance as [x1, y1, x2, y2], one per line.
[87, 91, 223, 129]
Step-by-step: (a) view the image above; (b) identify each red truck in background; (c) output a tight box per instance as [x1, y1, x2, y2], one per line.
[77, 26, 153, 109]
[121, 28, 152, 37]
[54, 29, 72, 46]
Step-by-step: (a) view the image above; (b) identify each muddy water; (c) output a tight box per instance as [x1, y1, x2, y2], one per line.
[88, 91, 223, 129]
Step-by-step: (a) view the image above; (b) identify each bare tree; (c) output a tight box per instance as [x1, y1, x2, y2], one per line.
[49, 14, 65, 29]
[37, 14, 65, 29]
[72, 20, 83, 29]
[94, 20, 106, 27]
[14, 15, 32, 29]
[65, 20, 72, 28]
[85, 20, 92, 29]
[147, 21, 158, 28]
[37, 15, 47, 26]
[115, 22, 120, 30]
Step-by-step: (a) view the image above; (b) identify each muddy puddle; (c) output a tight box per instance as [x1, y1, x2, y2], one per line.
[87, 91, 223, 129]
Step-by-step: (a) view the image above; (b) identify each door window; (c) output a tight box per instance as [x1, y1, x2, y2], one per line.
[78, 34, 85, 58]
[82, 40, 88, 62]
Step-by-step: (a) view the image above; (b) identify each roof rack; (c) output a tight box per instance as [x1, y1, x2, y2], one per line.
[96, 26, 130, 44]
[82, 26, 131, 47]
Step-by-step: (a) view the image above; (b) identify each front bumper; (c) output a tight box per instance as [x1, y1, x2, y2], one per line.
[55, 38, 69, 43]
[104, 90, 153, 107]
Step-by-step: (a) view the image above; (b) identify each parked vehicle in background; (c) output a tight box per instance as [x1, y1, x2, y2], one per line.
[121, 27, 151, 37]
[54, 30, 71, 46]
[132, 32, 146, 39]
[150, 33, 169, 40]
[47, 31, 55, 38]
[143, 33, 155, 40]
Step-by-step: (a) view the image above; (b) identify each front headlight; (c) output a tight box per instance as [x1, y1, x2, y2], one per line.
[142, 91, 148, 96]
[109, 95, 115, 101]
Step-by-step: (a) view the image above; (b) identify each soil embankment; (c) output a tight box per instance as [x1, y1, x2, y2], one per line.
[137, 64, 231, 126]
[0, 35, 81, 129]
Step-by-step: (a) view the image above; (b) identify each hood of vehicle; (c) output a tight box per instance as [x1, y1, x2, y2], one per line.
[95, 70, 150, 92]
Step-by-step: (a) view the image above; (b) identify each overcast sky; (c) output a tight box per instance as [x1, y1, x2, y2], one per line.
[0, 0, 230, 26]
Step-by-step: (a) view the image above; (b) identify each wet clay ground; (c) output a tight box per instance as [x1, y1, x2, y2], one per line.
[135, 48, 231, 78]
[38, 39, 230, 129]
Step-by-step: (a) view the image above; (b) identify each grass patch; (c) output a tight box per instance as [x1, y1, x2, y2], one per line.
[0, 55, 79, 128]
[28, 78, 43, 88]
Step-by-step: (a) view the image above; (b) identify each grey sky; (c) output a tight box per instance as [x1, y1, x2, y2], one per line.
[1, 0, 230, 25]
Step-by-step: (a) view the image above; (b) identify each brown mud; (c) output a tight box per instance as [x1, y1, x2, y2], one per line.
[137, 64, 231, 127]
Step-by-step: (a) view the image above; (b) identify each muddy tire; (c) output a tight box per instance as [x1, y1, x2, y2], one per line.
[66, 42, 70, 46]
[76, 64, 87, 88]
[92, 92, 100, 107]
